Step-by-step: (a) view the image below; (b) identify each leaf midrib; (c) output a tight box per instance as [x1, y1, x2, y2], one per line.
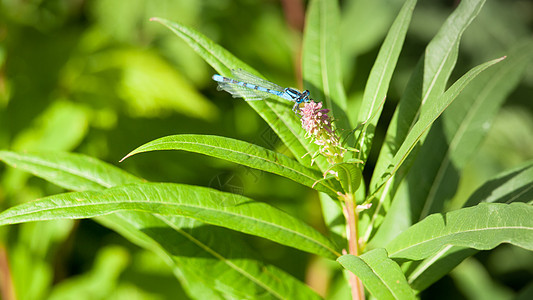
[4, 198, 340, 257]
[136, 139, 336, 194]
[164, 19, 323, 171]
[5, 154, 115, 188]
[420, 52, 530, 219]
[357, 4, 411, 161]
[156, 215, 285, 299]
[389, 225, 532, 258]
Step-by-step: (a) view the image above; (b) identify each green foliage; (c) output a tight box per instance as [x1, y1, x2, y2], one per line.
[1, 0, 532, 299]
[121, 134, 340, 196]
[338, 249, 416, 300]
[0, 181, 340, 259]
[386, 203, 533, 260]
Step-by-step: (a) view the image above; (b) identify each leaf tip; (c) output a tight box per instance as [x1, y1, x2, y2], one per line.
[119, 152, 134, 163]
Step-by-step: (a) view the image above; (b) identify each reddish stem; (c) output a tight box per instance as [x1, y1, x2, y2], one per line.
[343, 197, 365, 300]
[0, 245, 15, 300]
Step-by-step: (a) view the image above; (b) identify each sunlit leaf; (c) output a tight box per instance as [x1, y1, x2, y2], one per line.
[0, 150, 144, 191]
[364, 0, 487, 245]
[386, 203, 533, 260]
[327, 162, 362, 195]
[369, 56, 505, 202]
[0, 151, 324, 298]
[370, 0, 488, 193]
[465, 160, 533, 207]
[121, 134, 340, 196]
[100, 213, 322, 300]
[368, 39, 532, 248]
[409, 39, 533, 219]
[338, 249, 416, 300]
[0, 182, 340, 259]
[151, 18, 329, 170]
[355, 0, 417, 163]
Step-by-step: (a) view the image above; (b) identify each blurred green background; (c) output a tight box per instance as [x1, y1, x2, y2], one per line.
[0, 0, 532, 299]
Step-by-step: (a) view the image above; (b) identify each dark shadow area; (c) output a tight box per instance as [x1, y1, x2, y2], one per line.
[406, 118, 460, 222]
[406, 247, 478, 291]
[464, 163, 533, 207]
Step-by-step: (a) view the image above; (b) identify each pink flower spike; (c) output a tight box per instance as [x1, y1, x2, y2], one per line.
[299, 101, 346, 164]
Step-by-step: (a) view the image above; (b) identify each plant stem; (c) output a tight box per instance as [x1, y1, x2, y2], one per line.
[343, 194, 365, 300]
[0, 245, 15, 300]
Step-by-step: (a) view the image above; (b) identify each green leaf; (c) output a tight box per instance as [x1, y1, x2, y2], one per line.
[369, 56, 505, 201]
[302, 0, 349, 127]
[327, 162, 362, 195]
[370, 0, 488, 191]
[100, 213, 322, 300]
[405, 246, 477, 293]
[151, 18, 329, 171]
[0, 182, 340, 259]
[338, 249, 416, 300]
[355, 0, 417, 163]
[465, 160, 533, 207]
[0, 150, 144, 191]
[386, 203, 533, 260]
[415, 39, 533, 218]
[363, 0, 487, 244]
[121, 134, 340, 196]
[0, 151, 321, 298]
[367, 39, 533, 248]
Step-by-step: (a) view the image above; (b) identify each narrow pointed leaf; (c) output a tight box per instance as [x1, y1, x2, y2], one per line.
[370, 0, 487, 192]
[465, 160, 533, 207]
[386, 203, 533, 260]
[121, 134, 340, 196]
[338, 249, 416, 300]
[0, 182, 340, 259]
[364, 0, 487, 243]
[369, 56, 505, 200]
[100, 213, 322, 299]
[416, 39, 533, 219]
[406, 246, 477, 292]
[151, 18, 328, 170]
[368, 40, 533, 247]
[0, 151, 322, 298]
[302, 0, 349, 132]
[0, 150, 144, 191]
[356, 0, 417, 162]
